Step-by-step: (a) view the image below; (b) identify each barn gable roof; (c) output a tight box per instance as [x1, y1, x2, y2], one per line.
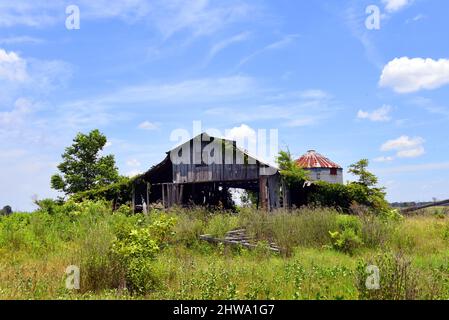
[139, 133, 279, 183]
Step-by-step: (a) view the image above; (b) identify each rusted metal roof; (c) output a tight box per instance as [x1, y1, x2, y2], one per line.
[296, 150, 342, 169]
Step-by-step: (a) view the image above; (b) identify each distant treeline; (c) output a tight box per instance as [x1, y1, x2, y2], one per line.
[390, 201, 449, 208]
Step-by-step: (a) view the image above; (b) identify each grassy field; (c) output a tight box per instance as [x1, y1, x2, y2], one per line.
[0, 201, 448, 300]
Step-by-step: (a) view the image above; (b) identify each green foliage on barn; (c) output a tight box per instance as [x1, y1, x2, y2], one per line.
[71, 176, 138, 208]
[277, 152, 390, 214]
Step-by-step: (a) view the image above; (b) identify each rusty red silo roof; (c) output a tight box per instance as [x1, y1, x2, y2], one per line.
[296, 150, 342, 169]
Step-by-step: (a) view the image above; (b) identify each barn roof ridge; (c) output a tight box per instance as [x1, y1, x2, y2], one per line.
[140, 133, 278, 179]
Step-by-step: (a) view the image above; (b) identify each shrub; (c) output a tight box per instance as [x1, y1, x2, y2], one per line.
[0, 213, 36, 251]
[328, 215, 363, 254]
[111, 214, 176, 294]
[336, 215, 361, 233]
[308, 182, 355, 211]
[356, 252, 419, 300]
[329, 229, 362, 254]
[379, 208, 404, 223]
[307, 181, 390, 215]
[0, 205, 13, 216]
[34, 198, 63, 215]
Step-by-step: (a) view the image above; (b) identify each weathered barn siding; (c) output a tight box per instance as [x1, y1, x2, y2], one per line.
[173, 163, 260, 183]
[171, 134, 262, 184]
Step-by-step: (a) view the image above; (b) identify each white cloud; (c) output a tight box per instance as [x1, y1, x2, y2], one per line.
[138, 121, 159, 130]
[344, 6, 384, 68]
[237, 34, 299, 69]
[0, 36, 44, 45]
[64, 76, 256, 109]
[152, 0, 253, 39]
[382, 0, 412, 13]
[206, 31, 250, 63]
[126, 158, 141, 167]
[0, 0, 254, 39]
[225, 124, 257, 148]
[374, 156, 395, 162]
[0, 49, 28, 81]
[357, 105, 392, 122]
[0, 98, 33, 127]
[299, 89, 330, 100]
[0, 48, 72, 105]
[406, 14, 426, 23]
[78, 0, 151, 21]
[203, 87, 334, 127]
[410, 97, 449, 118]
[381, 135, 424, 151]
[285, 117, 318, 127]
[381, 135, 425, 158]
[53, 76, 256, 130]
[396, 146, 425, 158]
[0, 2, 58, 27]
[0, 1, 151, 27]
[380, 57, 449, 93]
[223, 124, 281, 166]
[126, 169, 143, 177]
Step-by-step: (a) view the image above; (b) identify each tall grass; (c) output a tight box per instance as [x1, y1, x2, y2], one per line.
[0, 201, 448, 299]
[240, 207, 339, 255]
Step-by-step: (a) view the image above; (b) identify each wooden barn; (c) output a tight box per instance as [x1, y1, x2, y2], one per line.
[132, 133, 284, 212]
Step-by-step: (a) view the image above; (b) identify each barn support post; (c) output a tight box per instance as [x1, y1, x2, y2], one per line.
[268, 174, 281, 210]
[162, 183, 166, 208]
[172, 183, 179, 206]
[259, 176, 268, 211]
[132, 184, 136, 213]
[179, 184, 184, 206]
[167, 184, 173, 207]
[146, 182, 150, 210]
[281, 180, 291, 209]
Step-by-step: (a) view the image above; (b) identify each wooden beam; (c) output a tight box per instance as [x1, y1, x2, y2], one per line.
[199, 235, 280, 253]
[132, 184, 135, 213]
[146, 182, 150, 209]
[259, 176, 268, 210]
[402, 199, 449, 213]
[162, 184, 166, 208]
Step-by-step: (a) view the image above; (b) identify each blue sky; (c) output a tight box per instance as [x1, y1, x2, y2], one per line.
[1, 0, 449, 211]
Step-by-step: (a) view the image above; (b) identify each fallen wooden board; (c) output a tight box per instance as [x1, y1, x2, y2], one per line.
[199, 234, 281, 253]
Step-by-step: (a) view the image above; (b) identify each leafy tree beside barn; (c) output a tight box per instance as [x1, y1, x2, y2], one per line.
[51, 129, 120, 195]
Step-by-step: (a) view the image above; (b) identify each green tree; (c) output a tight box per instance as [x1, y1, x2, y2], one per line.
[51, 129, 119, 195]
[276, 150, 309, 186]
[347, 159, 390, 214]
[240, 190, 258, 207]
[348, 159, 378, 187]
